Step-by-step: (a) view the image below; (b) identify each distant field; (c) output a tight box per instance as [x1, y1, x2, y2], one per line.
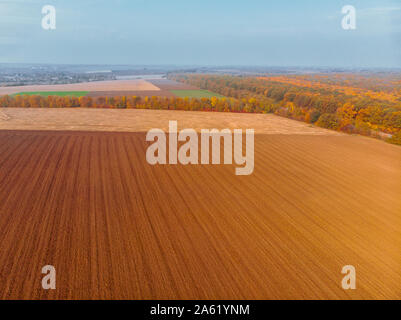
[170, 89, 225, 98]
[0, 80, 226, 99]
[0, 79, 160, 96]
[14, 91, 89, 97]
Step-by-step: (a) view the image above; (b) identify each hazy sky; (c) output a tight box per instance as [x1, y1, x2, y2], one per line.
[1, 0, 400, 67]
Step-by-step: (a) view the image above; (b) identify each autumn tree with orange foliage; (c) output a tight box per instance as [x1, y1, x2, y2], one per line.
[170, 74, 401, 144]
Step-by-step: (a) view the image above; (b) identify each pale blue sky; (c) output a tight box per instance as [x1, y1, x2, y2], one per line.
[0, 0, 400, 67]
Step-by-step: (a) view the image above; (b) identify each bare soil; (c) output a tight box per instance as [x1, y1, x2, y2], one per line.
[0, 130, 399, 299]
[0, 109, 400, 299]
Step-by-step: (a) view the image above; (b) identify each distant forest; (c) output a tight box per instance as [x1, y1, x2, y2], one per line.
[169, 74, 401, 145]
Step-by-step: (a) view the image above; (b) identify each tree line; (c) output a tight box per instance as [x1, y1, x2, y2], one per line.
[0, 94, 256, 113]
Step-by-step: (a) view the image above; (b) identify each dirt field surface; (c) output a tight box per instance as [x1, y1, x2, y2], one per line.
[0, 108, 342, 135]
[84, 79, 199, 97]
[0, 128, 400, 300]
[0, 110, 10, 120]
[0, 80, 160, 96]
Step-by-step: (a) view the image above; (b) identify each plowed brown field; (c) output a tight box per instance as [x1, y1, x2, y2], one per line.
[0, 128, 400, 300]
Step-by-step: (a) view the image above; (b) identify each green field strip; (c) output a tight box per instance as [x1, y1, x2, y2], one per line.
[170, 90, 225, 99]
[13, 91, 89, 97]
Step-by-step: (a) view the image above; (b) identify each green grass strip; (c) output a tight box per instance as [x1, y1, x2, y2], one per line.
[170, 90, 225, 99]
[13, 91, 89, 97]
